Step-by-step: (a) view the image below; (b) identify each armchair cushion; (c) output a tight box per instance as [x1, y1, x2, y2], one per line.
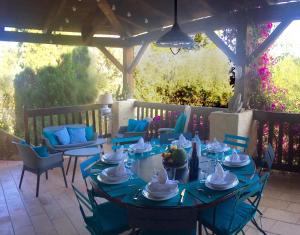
[85, 126, 94, 141]
[43, 130, 59, 145]
[67, 127, 87, 144]
[174, 113, 186, 134]
[54, 127, 70, 145]
[127, 119, 149, 132]
[32, 146, 49, 158]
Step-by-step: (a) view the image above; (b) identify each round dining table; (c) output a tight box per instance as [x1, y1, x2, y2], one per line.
[89, 141, 258, 232]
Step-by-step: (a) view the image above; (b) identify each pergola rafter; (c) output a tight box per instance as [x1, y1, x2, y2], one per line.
[43, 0, 67, 34]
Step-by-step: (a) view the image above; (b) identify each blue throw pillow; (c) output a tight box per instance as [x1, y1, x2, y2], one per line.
[43, 130, 59, 146]
[134, 120, 148, 132]
[85, 126, 94, 141]
[127, 119, 138, 132]
[33, 146, 49, 158]
[54, 127, 70, 145]
[174, 113, 187, 134]
[68, 127, 87, 144]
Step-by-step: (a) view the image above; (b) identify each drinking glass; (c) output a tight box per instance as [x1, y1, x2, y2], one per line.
[199, 160, 216, 183]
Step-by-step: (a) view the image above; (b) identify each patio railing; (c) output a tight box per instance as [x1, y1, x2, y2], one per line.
[133, 101, 226, 140]
[24, 104, 110, 145]
[254, 110, 300, 172]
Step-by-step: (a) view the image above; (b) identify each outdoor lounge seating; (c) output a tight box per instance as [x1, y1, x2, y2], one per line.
[158, 105, 191, 134]
[14, 141, 68, 197]
[116, 117, 152, 139]
[42, 124, 98, 153]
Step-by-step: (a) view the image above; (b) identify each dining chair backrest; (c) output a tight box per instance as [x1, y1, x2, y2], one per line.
[223, 134, 249, 152]
[225, 172, 270, 232]
[263, 144, 275, 171]
[183, 105, 191, 133]
[13, 141, 41, 169]
[80, 154, 100, 181]
[126, 205, 198, 231]
[159, 132, 192, 145]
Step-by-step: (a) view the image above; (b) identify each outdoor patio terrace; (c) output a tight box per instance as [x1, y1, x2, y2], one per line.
[1, 150, 300, 235]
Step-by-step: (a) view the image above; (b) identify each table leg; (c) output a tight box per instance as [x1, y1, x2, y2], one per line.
[72, 157, 78, 183]
[66, 156, 72, 175]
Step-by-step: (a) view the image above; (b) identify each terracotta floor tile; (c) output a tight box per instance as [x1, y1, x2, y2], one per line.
[264, 208, 300, 224]
[269, 221, 300, 235]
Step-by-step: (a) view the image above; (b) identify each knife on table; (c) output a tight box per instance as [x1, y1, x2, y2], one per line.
[179, 189, 186, 205]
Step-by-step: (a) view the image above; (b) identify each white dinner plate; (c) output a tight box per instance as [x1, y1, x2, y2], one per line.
[97, 174, 129, 185]
[101, 152, 127, 164]
[142, 188, 179, 201]
[206, 172, 238, 188]
[129, 144, 152, 153]
[205, 179, 239, 191]
[223, 159, 251, 168]
[171, 140, 192, 149]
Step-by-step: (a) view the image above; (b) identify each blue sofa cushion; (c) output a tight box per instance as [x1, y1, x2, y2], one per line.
[43, 130, 59, 146]
[33, 146, 49, 158]
[127, 119, 148, 132]
[134, 120, 148, 132]
[174, 113, 186, 134]
[85, 126, 94, 141]
[54, 127, 70, 145]
[68, 127, 87, 144]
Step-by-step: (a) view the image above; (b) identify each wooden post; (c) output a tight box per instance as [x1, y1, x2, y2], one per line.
[123, 47, 135, 98]
[234, 19, 248, 103]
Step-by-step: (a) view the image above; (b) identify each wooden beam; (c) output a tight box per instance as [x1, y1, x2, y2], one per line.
[205, 31, 238, 65]
[98, 46, 123, 72]
[127, 43, 149, 74]
[125, 1, 300, 46]
[97, 0, 126, 36]
[0, 31, 125, 47]
[197, 0, 218, 15]
[117, 16, 145, 33]
[123, 47, 134, 98]
[43, 0, 67, 34]
[247, 19, 292, 64]
[137, 0, 172, 21]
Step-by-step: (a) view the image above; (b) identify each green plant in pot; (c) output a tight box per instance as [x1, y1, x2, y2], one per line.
[162, 145, 187, 168]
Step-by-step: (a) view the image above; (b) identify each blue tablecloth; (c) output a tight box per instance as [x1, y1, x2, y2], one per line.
[90, 143, 258, 207]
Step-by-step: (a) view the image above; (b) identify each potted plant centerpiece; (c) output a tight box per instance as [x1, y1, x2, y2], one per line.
[162, 145, 188, 169]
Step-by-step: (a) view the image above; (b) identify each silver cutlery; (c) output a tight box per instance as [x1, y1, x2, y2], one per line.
[133, 188, 142, 200]
[197, 188, 212, 198]
[178, 189, 186, 205]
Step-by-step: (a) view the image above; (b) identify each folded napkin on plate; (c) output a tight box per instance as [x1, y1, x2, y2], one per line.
[210, 163, 229, 184]
[148, 169, 178, 193]
[135, 137, 146, 149]
[231, 150, 240, 162]
[110, 146, 124, 161]
[178, 134, 188, 147]
[106, 162, 127, 177]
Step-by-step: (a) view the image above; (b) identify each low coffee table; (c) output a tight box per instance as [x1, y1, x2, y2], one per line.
[64, 147, 101, 183]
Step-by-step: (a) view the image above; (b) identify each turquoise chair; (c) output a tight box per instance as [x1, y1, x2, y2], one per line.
[199, 173, 269, 235]
[223, 134, 249, 152]
[72, 184, 130, 235]
[79, 154, 100, 187]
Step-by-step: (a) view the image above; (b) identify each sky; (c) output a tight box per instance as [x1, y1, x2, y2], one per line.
[270, 20, 300, 57]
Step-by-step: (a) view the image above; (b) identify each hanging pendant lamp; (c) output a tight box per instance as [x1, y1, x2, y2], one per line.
[156, 0, 195, 55]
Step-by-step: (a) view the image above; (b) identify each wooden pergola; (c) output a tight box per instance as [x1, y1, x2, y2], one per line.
[1, 0, 300, 99]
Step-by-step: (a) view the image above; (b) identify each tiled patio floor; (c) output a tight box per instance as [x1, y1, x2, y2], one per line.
[1, 158, 300, 235]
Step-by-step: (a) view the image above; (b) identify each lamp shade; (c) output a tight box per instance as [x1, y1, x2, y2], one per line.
[156, 23, 195, 48]
[99, 93, 113, 104]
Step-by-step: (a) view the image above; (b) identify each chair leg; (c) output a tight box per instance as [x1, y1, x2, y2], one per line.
[45, 171, 48, 180]
[36, 173, 40, 197]
[19, 167, 25, 189]
[66, 156, 72, 175]
[72, 157, 78, 183]
[61, 166, 68, 188]
[251, 218, 267, 235]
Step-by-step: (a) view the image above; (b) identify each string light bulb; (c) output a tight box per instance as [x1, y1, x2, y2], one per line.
[144, 18, 149, 24]
[72, 6, 77, 12]
[112, 4, 116, 11]
[127, 11, 132, 17]
[65, 18, 70, 23]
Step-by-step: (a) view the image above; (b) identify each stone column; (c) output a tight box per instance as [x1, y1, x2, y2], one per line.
[111, 99, 136, 136]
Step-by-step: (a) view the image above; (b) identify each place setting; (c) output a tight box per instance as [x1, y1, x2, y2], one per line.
[171, 134, 192, 149]
[222, 149, 251, 168]
[101, 146, 128, 165]
[133, 168, 179, 202]
[97, 162, 132, 185]
[128, 137, 152, 154]
[205, 138, 230, 154]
